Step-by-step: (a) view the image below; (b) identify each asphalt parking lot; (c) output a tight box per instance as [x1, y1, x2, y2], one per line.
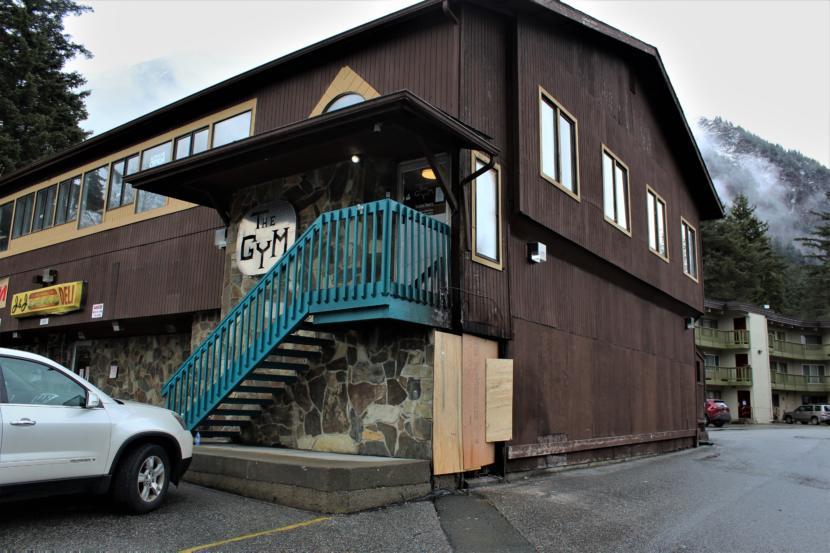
[2, 424, 828, 552]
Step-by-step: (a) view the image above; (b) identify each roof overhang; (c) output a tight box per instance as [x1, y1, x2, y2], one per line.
[129, 91, 498, 212]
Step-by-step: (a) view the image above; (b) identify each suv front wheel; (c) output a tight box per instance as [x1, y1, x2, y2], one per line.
[112, 443, 171, 514]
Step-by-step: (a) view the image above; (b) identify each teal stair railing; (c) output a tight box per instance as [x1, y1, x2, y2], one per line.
[162, 199, 450, 430]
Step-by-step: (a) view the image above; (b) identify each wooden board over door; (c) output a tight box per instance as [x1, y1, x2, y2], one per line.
[462, 334, 497, 471]
[433, 331, 464, 475]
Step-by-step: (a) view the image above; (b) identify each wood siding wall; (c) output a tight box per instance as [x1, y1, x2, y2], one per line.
[0, 207, 225, 332]
[515, 14, 704, 312]
[254, 12, 460, 132]
[458, 5, 512, 339]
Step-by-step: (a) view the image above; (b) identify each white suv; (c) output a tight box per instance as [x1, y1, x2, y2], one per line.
[0, 348, 193, 513]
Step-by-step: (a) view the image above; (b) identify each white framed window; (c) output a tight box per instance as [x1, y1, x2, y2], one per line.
[602, 147, 630, 234]
[471, 152, 502, 270]
[646, 186, 668, 260]
[680, 217, 698, 281]
[539, 87, 579, 199]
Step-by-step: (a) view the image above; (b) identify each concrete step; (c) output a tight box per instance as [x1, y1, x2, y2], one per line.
[268, 347, 322, 360]
[185, 445, 431, 514]
[256, 360, 308, 371]
[235, 385, 290, 394]
[214, 408, 261, 417]
[282, 335, 335, 347]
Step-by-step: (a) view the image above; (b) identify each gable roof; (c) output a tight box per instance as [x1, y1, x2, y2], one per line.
[0, 0, 723, 219]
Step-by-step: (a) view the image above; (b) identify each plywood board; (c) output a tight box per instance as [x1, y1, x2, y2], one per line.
[461, 334, 497, 471]
[432, 331, 464, 475]
[485, 358, 513, 442]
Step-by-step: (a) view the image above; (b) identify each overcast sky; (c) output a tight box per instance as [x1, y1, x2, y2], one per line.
[64, 0, 829, 167]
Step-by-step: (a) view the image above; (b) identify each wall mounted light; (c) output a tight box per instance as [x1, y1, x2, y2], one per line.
[112, 321, 121, 332]
[685, 317, 696, 330]
[527, 242, 547, 264]
[214, 228, 227, 249]
[350, 154, 361, 164]
[421, 168, 437, 180]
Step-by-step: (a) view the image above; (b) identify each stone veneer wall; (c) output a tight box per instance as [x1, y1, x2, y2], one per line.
[20, 333, 190, 406]
[241, 322, 435, 460]
[191, 309, 221, 352]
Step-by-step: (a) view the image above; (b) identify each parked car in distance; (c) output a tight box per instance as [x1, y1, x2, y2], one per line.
[783, 404, 830, 425]
[0, 348, 193, 513]
[705, 399, 732, 427]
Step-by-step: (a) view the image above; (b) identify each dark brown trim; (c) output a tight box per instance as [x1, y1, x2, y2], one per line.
[507, 429, 698, 459]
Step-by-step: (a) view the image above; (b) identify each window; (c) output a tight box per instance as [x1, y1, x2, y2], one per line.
[646, 187, 668, 259]
[703, 354, 719, 367]
[55, 176, 81, 226]
[801, 334, 821, 345]
[802, 364, 825, 384]
[0, 356, 86, 407]
[680, 218, 698, 280]
[539, 88, 578, 198]
[471, 153, 502, 269]
[699, 318, 718, 330]
[324, 93, 365, 113]
[0, 202, 13, 251]
[136, 142, 173, 213]
[108, 155, 139, 210]
[602, 148, 630, 233]
[212, 110, 252, 148]
[11, 193, 34, 238]
[771, 361, 787, 373]
[174, 127, 209, 160]
[31, 184, 57, 232]
[79, 165, 109, 229]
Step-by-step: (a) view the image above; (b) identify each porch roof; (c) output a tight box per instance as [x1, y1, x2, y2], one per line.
[129, 91, 499, 212]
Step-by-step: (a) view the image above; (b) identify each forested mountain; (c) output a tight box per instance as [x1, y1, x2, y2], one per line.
[695, 117, 830, 318]
[695, 117, 830, 249]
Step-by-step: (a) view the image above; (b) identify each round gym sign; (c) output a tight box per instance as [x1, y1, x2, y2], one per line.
[235, 201, 297, 276]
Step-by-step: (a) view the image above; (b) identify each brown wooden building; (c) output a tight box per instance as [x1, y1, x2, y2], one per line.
[0, 0, 721, 475]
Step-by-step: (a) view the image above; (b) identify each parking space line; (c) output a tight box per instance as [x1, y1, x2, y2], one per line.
[179, 516, 331, 553]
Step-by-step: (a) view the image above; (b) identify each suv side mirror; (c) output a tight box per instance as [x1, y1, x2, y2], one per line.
[85, 391, 102, 409]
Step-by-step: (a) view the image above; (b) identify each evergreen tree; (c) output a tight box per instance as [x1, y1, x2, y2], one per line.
[701, 194, 787, 310]
[797, 211, 830, 318]
[0, 0, 91, 176]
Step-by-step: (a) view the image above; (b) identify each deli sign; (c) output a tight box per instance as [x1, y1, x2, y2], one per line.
[236, 201, 296, 276]
[10, 281, 85, 318]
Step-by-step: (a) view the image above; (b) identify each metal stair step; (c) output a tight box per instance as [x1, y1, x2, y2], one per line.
[235, 385, 289, 394]
[256, 360, 308, 371]
[269, 347, 322, 360]
[214, 408, 262, 416]
[282, 335, 335, 347]
[220, 397, 274, 406]
[198, 419, 251, 427]
[247, 372, 297, 382]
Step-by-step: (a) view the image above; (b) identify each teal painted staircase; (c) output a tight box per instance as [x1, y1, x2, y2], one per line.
[162, 199, 450, 438]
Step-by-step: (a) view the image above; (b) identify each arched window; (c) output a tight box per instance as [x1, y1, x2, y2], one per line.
[324, 92, 366, 113]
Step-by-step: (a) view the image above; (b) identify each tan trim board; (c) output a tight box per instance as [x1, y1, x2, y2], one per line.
[645, 184, 670, 263]
[470, 151, 504, 270]
[309, 66, 380, 117]
[0, 99, 256, 259]
[538, 86, 580, 202]
[680, 216, 700, 282]
[601, 144, 632, 237]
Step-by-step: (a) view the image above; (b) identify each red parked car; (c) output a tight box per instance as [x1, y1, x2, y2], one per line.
[705, 399, 732, 427]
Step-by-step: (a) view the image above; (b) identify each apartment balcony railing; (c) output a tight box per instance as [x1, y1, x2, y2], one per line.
[770, 372, 830, 392]
[768, 336, 830, 362]
[705, 365, 753, 386]
[695, 328, 750, 349]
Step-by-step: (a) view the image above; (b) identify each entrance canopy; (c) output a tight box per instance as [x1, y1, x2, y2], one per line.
[129, 91, 499, 219]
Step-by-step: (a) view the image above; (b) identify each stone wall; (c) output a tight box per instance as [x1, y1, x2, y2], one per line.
[19, 332, 190, 406]
[242, 322, 435, 460]
[191, 309, 221, 352]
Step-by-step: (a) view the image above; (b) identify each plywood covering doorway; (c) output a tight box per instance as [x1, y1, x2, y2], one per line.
[433, 331, 503, 475]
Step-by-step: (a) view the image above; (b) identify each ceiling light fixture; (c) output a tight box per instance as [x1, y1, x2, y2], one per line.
[421, 168, 437, 180]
